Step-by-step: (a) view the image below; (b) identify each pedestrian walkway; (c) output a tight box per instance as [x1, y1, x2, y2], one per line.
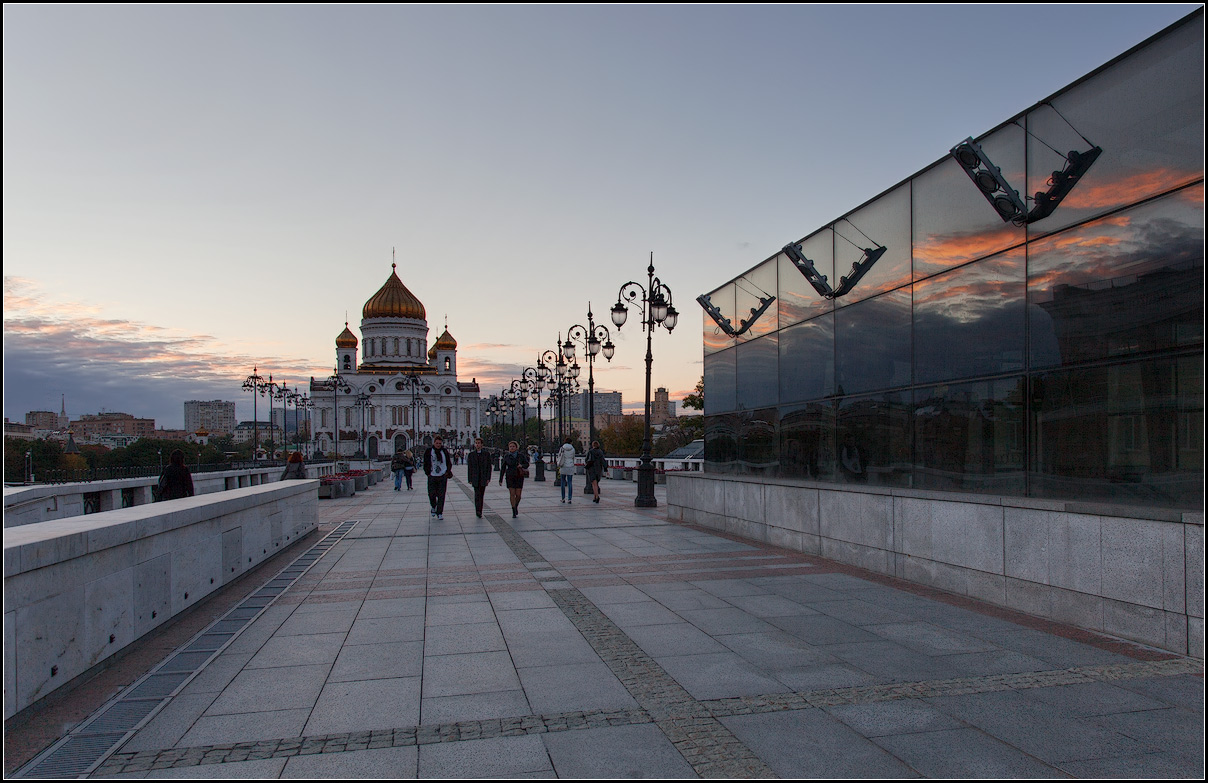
[18, 474, 1205, 778]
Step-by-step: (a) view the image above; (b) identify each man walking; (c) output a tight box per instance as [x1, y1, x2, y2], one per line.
[423, 436, 453, 520]
[467, 437, 493, 518]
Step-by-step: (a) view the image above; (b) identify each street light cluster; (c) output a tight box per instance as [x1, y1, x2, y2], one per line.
[241, 366, 315, 460]
[489, 253, 678, 506]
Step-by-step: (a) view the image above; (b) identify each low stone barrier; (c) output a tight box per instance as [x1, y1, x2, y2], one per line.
[3, 480, 319, 719]
[3, 463, 335, 529]
[667, 473, 1203, 659]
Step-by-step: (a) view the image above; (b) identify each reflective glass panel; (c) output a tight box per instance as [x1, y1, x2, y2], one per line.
[1025, 19, 1204, 237]
[702, 283, 736, 355]
[734, 258, 778, 342]
[834, 183, 912, 306]
[1030, 354, 1203, 509]
[913, 377, 1026, 495]
[737, 408, 779, 476]
[836, 391, 912, 488]
[704, 413, 738, 472]
[704, 348, 737, 415]
[835, 288, 912, 396]
[779, 401, 837, 481]
[1029, 184, 1204, 369]
[779, 312, 835, 405]
[736, 333, 778, 410]
[914, 247, 1026, 384]
[778, 231, 834, 328]
[913, 125, 1026, 278]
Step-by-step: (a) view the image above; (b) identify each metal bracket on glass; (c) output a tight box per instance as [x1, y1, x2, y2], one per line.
[1025, 146, 1102, 224]
[951, 137, 1028, 224]
[697, 291, 776, 338]
[783, 241, 885, 300]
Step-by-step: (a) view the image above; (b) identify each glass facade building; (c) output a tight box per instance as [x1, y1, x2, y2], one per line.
[702, 14, 1203, 510]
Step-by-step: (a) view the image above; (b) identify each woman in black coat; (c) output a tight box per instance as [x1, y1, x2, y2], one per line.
[498, 441, 529, 518]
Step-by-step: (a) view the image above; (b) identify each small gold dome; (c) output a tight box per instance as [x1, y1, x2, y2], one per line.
[433, 329, 457, 351]
[427, 344, 438, 360]
[363, 264, 426, 320]
[336, 324, 358, 348]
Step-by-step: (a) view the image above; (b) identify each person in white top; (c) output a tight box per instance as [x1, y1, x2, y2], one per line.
[556, 437, 576, 504]
[423, 436, 453, 519]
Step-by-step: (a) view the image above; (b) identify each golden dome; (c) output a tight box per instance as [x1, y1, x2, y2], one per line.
[433, 328, 457, 350]
[363, 264, 426, 320]
[427, 344, 438, 360]
[336, 323, 358, 348]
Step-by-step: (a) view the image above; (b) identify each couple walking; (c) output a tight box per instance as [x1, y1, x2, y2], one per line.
[555, 437, 606, 503]
[467, 438, 529, 518]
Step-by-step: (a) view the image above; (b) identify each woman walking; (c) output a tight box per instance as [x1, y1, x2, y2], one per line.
[586, 440, 606, 503]
[401, 449, 416, 490]
[556, 437, 576, 504]
[498, 440, 530, 518]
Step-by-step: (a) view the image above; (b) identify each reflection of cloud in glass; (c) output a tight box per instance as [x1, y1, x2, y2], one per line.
[914, 225, 1021, 272]
[1059, 167, 1200, 209]
[1029, 189, 1203, 300]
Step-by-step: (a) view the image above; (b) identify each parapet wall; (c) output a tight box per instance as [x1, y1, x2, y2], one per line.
[667, 473, 1203, 659]
[2, 481, 319, 719]
[3, 464, 335, 528]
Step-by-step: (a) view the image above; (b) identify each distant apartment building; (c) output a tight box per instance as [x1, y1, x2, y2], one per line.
[71, 412, 155, 439]
[183, 400, 237, 435]
[25, 410, 66, 430]
[567, 390, 622, 419]
[232, 421, 283, 445]
[4, 419, 35, 440]
[151, 427, 190, 441]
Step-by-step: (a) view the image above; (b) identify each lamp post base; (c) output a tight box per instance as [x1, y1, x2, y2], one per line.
[635, 463, 657, 507]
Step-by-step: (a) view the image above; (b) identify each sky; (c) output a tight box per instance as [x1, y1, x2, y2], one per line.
[3, 4, 1199, 429]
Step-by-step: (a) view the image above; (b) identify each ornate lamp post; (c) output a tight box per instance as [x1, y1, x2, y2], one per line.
[270, 380, 292, 459]
[326, 366, 351, 459]
[242, 367, 269, 459]
[538, 348, 561, 445]
[352, 391, 369, 458]
[522, 364, 551, 480]
[565, 304, 616, 450]
[612, 253, 679, 507]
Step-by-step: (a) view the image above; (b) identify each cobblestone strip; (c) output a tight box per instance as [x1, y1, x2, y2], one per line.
[89, 659, 1201, 776]
[700, 657, 1204, 716]
[470, 500, 776, 777]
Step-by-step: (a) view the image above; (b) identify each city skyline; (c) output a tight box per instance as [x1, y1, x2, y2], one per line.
[3, 5, 1197, 428]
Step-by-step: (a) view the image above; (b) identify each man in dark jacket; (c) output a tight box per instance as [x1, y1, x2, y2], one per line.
[423, 436, 453, 520]
[157, 449, 194, 501]
[466, 437, 493, 518]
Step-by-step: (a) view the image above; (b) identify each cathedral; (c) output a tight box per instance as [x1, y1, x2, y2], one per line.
[310, 264, 480, 458]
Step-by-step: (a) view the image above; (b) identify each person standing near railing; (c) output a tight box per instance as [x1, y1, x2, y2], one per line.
[157, 449, 194, 501]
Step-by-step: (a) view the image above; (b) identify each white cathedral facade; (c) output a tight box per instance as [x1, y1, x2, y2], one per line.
[310, 264, 481, 458]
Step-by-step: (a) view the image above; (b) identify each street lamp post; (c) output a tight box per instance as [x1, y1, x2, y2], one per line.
[565, 305, 616, 450]
[523, 364, 550, 481]
[326, 367, 351, 460]
[354, 392, 371, 458]
[612, 253, 679, 507]
[242, 367, 268, 459]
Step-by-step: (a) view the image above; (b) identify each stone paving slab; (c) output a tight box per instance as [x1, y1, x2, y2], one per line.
[10, 474, 1203, 779]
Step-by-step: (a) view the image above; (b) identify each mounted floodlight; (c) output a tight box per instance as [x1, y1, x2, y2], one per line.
[831, 245, 887, 298]
[783, 242, 832, 298]
[735, 295, 776, 336]
[697, 294, 737, 336]
[951, 138, 1027, 223]
[1025, 146, 1102, 224]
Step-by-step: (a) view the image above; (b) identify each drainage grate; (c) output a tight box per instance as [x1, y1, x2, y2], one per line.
[13, 520, 361, 779]
[127, 672, 190, 699]
[185, 633, 233, 652]
[77, 700, 161, 735]
[20, 734, 128, 778]
[160, 651, 216, 673]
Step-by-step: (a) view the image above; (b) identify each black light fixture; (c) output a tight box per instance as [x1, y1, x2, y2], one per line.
[696, 294, 736, 335]
[951, 137, 1028, 223]
[783, 222, 886, 301]
[1026, 145, 1102, 223]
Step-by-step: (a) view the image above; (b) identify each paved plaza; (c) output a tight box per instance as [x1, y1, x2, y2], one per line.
[13, 473, 1205, 778]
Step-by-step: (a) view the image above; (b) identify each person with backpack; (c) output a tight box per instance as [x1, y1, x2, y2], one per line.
[556, 437, 576, 504]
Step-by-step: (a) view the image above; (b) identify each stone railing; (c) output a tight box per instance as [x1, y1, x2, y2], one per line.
[3, 480, 319, 719]
[3, 463, 336, 529]
[668, 472, 1203, 659]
